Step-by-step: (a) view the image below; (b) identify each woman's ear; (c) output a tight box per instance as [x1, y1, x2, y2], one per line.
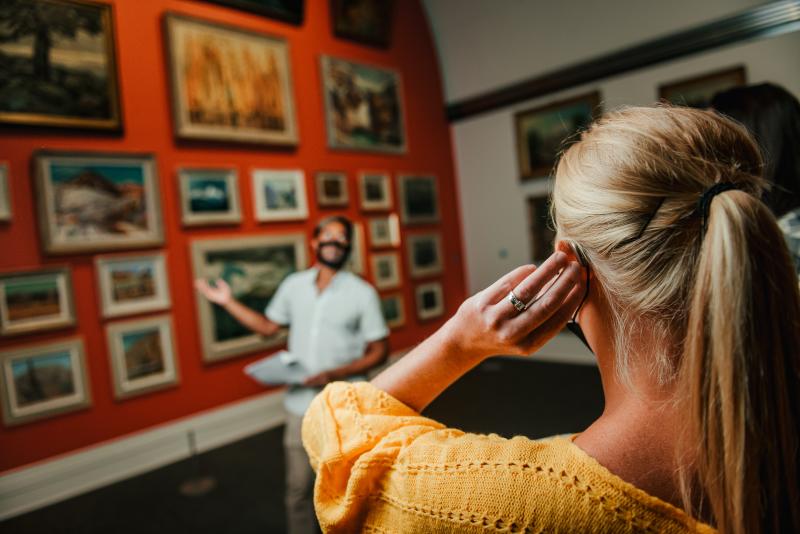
[555, 240, 579, 263]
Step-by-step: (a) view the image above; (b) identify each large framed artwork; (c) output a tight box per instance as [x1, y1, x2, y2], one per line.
[406, 233, 443, 279]
[95, 252, 171, 319]
[0, 0, 122, 131]
[0, 267, 76, 337]
[659, 66, 746, 108]
[195, 0, 304, 25]
[330, 0, 394, 48]
[514, 91, 600, 181]
[105, 314, 180, 400]
[191, 233, 307, 362]
[320, 55, 406, 153]
[164, 14, 299, 146]
[397, 174, 439, 225]
[0, 338, 91, 426]
[33, 151, 164, 255]
[527, 194, 556, 264]
[252, 169, 308, 222]
[0, 163, 10, 222]
[178, 167, 242, 226]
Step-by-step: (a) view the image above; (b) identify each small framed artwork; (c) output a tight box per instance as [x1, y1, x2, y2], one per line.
[178, 168, 241, 226]
[527, 195, 556, 264]
[406, 233, 443, 279]
[164, 13, 299, 146]
[397, 174, 440, 225]
[194, 0, 304, 25]
[415, 281, 444, 321]
[359, 172, 392, 211]
[0, 0, 122, 131]
[95, 252, 171, 319]
[191, 233, 307, 362]
[320, 55, 406, 153]
[0, 163, 10, 221]
[370, 252, 401, 290]
[331, 0, 394, 48]
[33, 151, 164, 255]
[368, 214, 400, 248]
[515, 91, 601, 180]
[0, 267, 76, 337]
[0, 338, 91, 426]
[253, 169, 309, 222]
[659, 66, 746, 108]
[345, 222, 366, 275]
[380, 292, 405, 329]
[105, 314, 180, 400]
[315, 172, 349, 208]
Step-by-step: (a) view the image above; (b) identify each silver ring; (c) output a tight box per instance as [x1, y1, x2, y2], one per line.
[508, 290, 527, 312]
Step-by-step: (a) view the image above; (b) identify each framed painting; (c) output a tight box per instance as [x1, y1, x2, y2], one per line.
[33, 151, 164, 255]
[320, 55, 406, 153]
[191, 233, 307, 362]
[527, 194, 556, 264]
[345, 222, 366, 275]
[195, 0, 304, 25]
[164, 13, 298, 146]
[367, 214, 399, 248]
[397, 174, 439, 224]
[95, 252, 171, 319]
[315, 171, 349, 208]
[0, 267, 76, 337]
[0, 163, 10, 221]
[0, 338, 91, 426]
[178, 167, 242, 226]
[659, 66, 746, 108]
[515, 91, 600, 180]
[415, 281, 444, 321]
[106, 314, 180, 400]
[380, 292, 405, 329]
[330, 0, 394, 48]
[359, 172, 392, 211]
[0, 0, 122, 131]
[406, 233, 443, 279]
[370, 251, 401, 290]
[252, 169, 308, 221]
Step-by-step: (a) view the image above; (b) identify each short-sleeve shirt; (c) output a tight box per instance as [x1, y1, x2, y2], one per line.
[265, 267, 389, 415]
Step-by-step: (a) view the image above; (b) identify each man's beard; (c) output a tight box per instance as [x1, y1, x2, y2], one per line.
[316, 241, 351, 270]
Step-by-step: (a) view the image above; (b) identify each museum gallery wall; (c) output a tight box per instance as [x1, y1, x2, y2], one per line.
[0, 0, 465, 472]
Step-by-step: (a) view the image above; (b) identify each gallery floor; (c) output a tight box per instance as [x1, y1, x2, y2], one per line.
[1, 357, 604, 534]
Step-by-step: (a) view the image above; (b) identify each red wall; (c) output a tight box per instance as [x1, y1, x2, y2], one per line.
[0, 0, 466, 473]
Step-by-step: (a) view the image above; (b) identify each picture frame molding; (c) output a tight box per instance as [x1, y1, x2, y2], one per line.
[0, 266, 76, 337]
[367, 214, 400, 248]
[252, 169, 309, 222]
[0, 162, 11, 222]
[315, 171, 350, 208]
[178, 167, 242, 226]
[358, 171, 393, 211]
[406, 232, 443, 279]
[380, 292, 405, 329]
[370, 251, 401, 290]
[415, 281, 444, 321]
[95, 251, 172, 319]
[397, 173, 441, 225]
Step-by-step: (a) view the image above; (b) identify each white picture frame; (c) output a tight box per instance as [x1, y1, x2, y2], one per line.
[95, 252, 171, 319]
[0, 267, 76, 337]
[358, 172, 392, 211]
[397, 174, 440, 225]
[315, 171, 349, 207]
[406, 233, 443, 279]
[106, 314, 180, 400]
[178, 167, 242, 226]
[370, 252, 401, 290]
[0, 162, 11, 222]
[0, 337, 91, 426]
[415, 281, 444, 321]
[368, 214, 400, 248]
[252, 169, 309, 222]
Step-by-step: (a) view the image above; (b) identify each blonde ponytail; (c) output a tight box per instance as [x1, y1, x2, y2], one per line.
[552, 105, 800, 533]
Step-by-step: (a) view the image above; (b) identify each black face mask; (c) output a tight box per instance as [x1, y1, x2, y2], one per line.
[316, 241, 351, 270]
[566, 251, 593, 354]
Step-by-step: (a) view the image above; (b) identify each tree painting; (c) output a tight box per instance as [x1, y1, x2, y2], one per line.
[0, 0, 119, 128]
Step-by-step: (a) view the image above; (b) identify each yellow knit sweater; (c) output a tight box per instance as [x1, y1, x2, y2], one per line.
[302, 382, 716, 534]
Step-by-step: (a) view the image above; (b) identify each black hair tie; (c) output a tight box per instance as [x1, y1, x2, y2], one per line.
[697, 182, 742, 234]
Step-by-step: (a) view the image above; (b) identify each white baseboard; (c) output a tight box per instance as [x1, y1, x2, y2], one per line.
[0, 390, 286, 521]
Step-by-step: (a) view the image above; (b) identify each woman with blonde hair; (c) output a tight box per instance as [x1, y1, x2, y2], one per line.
[302, 106, 800, 533]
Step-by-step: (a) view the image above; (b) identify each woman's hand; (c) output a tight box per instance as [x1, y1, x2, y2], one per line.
[194, 278, 233, 306]
[443, 251, 585, 361]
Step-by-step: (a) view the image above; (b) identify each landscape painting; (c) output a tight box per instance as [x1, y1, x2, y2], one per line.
[34, 151, 164, 255]
[0, 267, 75, 337]
[0, 338, 91, 426]
[179, 168, 241, 226]
[659, 66, 746, 108]
[96, 253, 171, 318]
[321, 56, 406, 153]
[191, 234, 307, 362]
[253, 170, 308, 221]
[165, 14, 298, 146]
[0, 0, 121, 130]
